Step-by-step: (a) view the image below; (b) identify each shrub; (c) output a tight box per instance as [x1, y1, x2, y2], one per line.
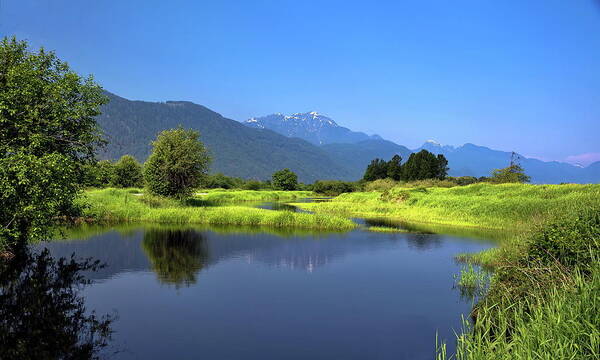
[313, 180, 356, 196]
[113, 155, 143, 188]
[364, 179, 398, 192]
[243, 180, 263, 190]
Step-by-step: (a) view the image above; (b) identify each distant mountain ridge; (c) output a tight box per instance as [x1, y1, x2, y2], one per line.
[245, 112, 381, 145]
[96, 91, 599, 184]
[414, 141, 600, 184]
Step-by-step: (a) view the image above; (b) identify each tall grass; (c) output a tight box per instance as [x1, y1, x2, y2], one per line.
[195, 189, 314, 203]
[293, 183, 600, 230]
[440, 205, 600, 359]
[439, 264, 600, 360]
[77, 188, 355, 231]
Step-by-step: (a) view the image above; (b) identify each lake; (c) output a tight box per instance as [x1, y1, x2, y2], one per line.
[38, 213, 495, 360]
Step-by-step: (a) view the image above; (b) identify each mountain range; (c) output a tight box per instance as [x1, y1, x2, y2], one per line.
[96, 92, 600, 184]
[245, 112, 381, 145]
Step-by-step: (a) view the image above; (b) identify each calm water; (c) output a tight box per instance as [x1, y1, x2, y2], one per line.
[39, 219, 495, 360]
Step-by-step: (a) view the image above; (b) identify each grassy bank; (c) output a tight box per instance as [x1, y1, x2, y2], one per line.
[439, 206, 600, 359]
[195, 189, 314, 203]
[293, 183, 600, 230]
[77, 188, 355, 231]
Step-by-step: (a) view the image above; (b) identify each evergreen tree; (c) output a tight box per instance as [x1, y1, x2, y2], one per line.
[363, 158, 388, 181]
[387, 154, 403, 181]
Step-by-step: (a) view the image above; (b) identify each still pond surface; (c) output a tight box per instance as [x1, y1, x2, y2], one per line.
[40, 208, 495, 360]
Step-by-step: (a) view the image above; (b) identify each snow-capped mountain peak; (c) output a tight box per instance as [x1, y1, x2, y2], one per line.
[244, 112, 380, 145]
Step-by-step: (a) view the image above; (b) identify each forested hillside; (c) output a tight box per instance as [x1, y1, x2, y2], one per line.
[96, 92, 351, 182]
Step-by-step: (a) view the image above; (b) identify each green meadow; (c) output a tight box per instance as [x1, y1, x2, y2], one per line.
[292, 183, 600, 230]
[77, 188, 355, 231]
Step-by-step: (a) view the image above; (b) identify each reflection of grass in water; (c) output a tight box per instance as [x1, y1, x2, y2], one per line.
[141, 228, 208, 288]
[77, 188, 355, 231]
[366, 226, 408, 233]
[58, 222, 348, 242]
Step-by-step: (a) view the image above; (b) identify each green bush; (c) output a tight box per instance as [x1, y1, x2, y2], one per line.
[243, 180, 263, 190]
[313, 180, 356, 196]
[364, 179, 398, 192]
[113, 155, 143, 188]
[526, 207, 600, 272]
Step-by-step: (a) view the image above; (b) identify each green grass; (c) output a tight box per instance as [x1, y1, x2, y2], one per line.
[293, 183, 600, 230]
[440, 203, 600, 359]
[440, 263, 600, 360]
[194, 189, 314, 203]
[366, 226, 408, 233]
[77, 188, 355, 231]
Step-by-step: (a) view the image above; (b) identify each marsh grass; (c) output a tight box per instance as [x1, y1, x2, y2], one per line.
[77, 188, 355, 231]
[439, 264, 600, 360]
[194, 189, 314, 203]
[366, 226, 408, 233]
[293, 183, 600, 230]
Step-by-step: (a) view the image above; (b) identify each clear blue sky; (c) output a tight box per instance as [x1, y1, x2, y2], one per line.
[3, 0, 600, 164]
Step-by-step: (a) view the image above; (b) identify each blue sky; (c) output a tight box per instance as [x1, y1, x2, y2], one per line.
[3, 0, 600, 165]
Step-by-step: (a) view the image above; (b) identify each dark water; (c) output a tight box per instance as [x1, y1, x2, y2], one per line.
[38, 223, 495, 360]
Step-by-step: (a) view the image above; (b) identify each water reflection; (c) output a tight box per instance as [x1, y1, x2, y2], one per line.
[41, 224, 496, 360]
[142, 228, 209, 287]
[0, 248, 114, 359]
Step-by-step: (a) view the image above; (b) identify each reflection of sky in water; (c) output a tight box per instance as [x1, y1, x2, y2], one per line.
[41, 226, 495, 360]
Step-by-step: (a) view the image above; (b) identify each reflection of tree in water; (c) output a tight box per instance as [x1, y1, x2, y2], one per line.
[0, 248, 114, 359]
[142, 229, 208, 288]
[405, 233, 442, 250]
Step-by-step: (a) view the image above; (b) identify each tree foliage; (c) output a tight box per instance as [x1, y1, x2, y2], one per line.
[363, 158, 389, 181]
[144, 127, 211, 197]
[271, 168, 298, 190]
[112, 155, 143, 188]
[0, 249, 113, 359]
[0, 37, 106, 250]
[362, 150, 449, 183]
[490, 164, 531, 184]
[313, 180, 356, 196]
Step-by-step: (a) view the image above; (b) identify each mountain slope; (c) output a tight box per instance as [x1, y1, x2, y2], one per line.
[245, 112, 381, 145]
[96, 92, 351, 182]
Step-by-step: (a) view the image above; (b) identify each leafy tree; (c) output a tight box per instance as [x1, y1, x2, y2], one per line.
[144, 127, 211, 197]
[387, 154, 403, 180]
[272, 168, 298, 190]
[82, 160, 115, 188]
[112, 155, 143, 188]
[0, 37, 106, 251]
[363, 158, 388, 181]
[490, 164, 530, 184]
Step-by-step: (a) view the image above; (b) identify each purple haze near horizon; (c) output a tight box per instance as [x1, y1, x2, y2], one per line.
[2, 1, 600, 165]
